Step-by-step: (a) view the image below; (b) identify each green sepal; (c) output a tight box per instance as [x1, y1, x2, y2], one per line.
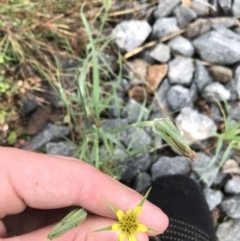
[138, 187, 152, 207]
[147, 226, 161, 233]
[93, 225, 113, 232]
[106, 201, 118, 214]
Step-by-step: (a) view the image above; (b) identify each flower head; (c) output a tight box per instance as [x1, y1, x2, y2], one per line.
[94, 188, 158, 241]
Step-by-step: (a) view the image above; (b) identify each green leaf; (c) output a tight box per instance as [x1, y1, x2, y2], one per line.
[47, 208, 87, 240]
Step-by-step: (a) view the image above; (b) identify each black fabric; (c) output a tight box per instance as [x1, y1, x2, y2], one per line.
[148, 175, 216, 241]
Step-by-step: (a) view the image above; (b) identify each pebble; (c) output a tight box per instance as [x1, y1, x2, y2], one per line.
[122, 99, 149, 123]
[22, 124, 70, 151]
[201, 82, 231, 101]
[224, 176, 240, 195]
[154, 0, 181, 19]
[173, 5, 197, 28]
[221, 195, 240, 218]
[193, 31, 240, 65]
[46, 141, 76, 157]
[102, 118, 129, 141]
[113, 20, 151, 52]
[191, 0, 210, 16]
[149, 43, 171, 63]
[168, 57, 194, 85]
[122, 127, 152, 150]
[21, 93, 39, 114]
[209, 65, 233, 83]
[176, 107, 217, 145]
[230, 103, 240, 121]
[213, 25, 240, 42]
[225, 81, 239, 102]
[152, 17, 180, 39]
[133, 172, 152, 193]
[151, 156, 190, 181]
[218, 0, 232, 14]
[203, 188, 224, 210]
[193, 60, 213, 92]
[184, 18, 212, 39]
[191, 152, 219, 187]
[232, 0, 240, 16]
[153, 78, 171, 112]
[168, 36, 194, 57]
[166, 85, 190, 111]
[217, 219, 240, 241]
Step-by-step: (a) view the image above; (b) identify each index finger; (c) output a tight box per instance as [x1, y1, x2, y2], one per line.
[0, 147, 168, 232]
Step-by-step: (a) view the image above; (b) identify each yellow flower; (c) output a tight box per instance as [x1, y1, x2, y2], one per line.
[112, 206, 148, 241]
[94, 188, 158, 241]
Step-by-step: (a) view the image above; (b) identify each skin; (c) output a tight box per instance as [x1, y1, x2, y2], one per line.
[0, 147, 169, 241]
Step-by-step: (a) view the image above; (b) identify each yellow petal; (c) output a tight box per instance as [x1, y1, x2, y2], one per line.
[112, 223, 121, 231]
[128, 234, 137, 241]
[126, 210, 132, 216]
[119, 232, 126, 241]
[136, 224, 148, 232]
[132, 206, 142, 216]
[116, 210, 125, 221]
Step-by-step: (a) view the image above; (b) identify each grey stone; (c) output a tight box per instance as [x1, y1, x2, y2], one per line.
[193, 31, 240, 65]
[123, 127, 152, 150]
[22, 124, 70, 151]
[168, 57, 194, 85]
[167, 85, 190, 111]
[152, 78, 171, 112]
[188, 82, 199, 104]
[152, 18, 180, 39]
[213, 173, 228, 185]
[185, 18, 212, 39]
[194, 60, 213, 92]
[154, 0, 180, 18]
[224, 176, 240, 195]
[218, 0, 232, 13]
[46, 141, 76, 157]
[230, 103, 240, 121]
[151, 156, 190, 181]
[209, 65, 233, 83]
[210, 0, 220, 16]
[21, 93, 39, 114]
[202, 82, 231, 102]
[192, 0, 210, 16]
[113, 20, 151, 52]
[149, 43, 171, 63]
[221, 195, 240, 218]
[217, 219, 240, 241]
[225, 80, 239, 102]
[191, 152, 219, 187]
[134, 152, 152, 172]
[210, 103, 224, 122]
[234, 26, 240, 34]
[102, 118, 129, 141]
[213, 25, 240, 42]
[107, 97, 124, 118]
[203, 188, 223, 210]
[173, 5, 197, 28]
[133, 172, 152, 193]
[176, 107, 217, 145]
[122, 99, 149, 123]
[168, 36, 194, 57]
[236, 75, 240, 100]
[118, 160, 139, 183]
[232, 0, 240, 16]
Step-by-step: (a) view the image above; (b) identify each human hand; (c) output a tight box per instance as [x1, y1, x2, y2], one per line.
[0, 147, 168, 241]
